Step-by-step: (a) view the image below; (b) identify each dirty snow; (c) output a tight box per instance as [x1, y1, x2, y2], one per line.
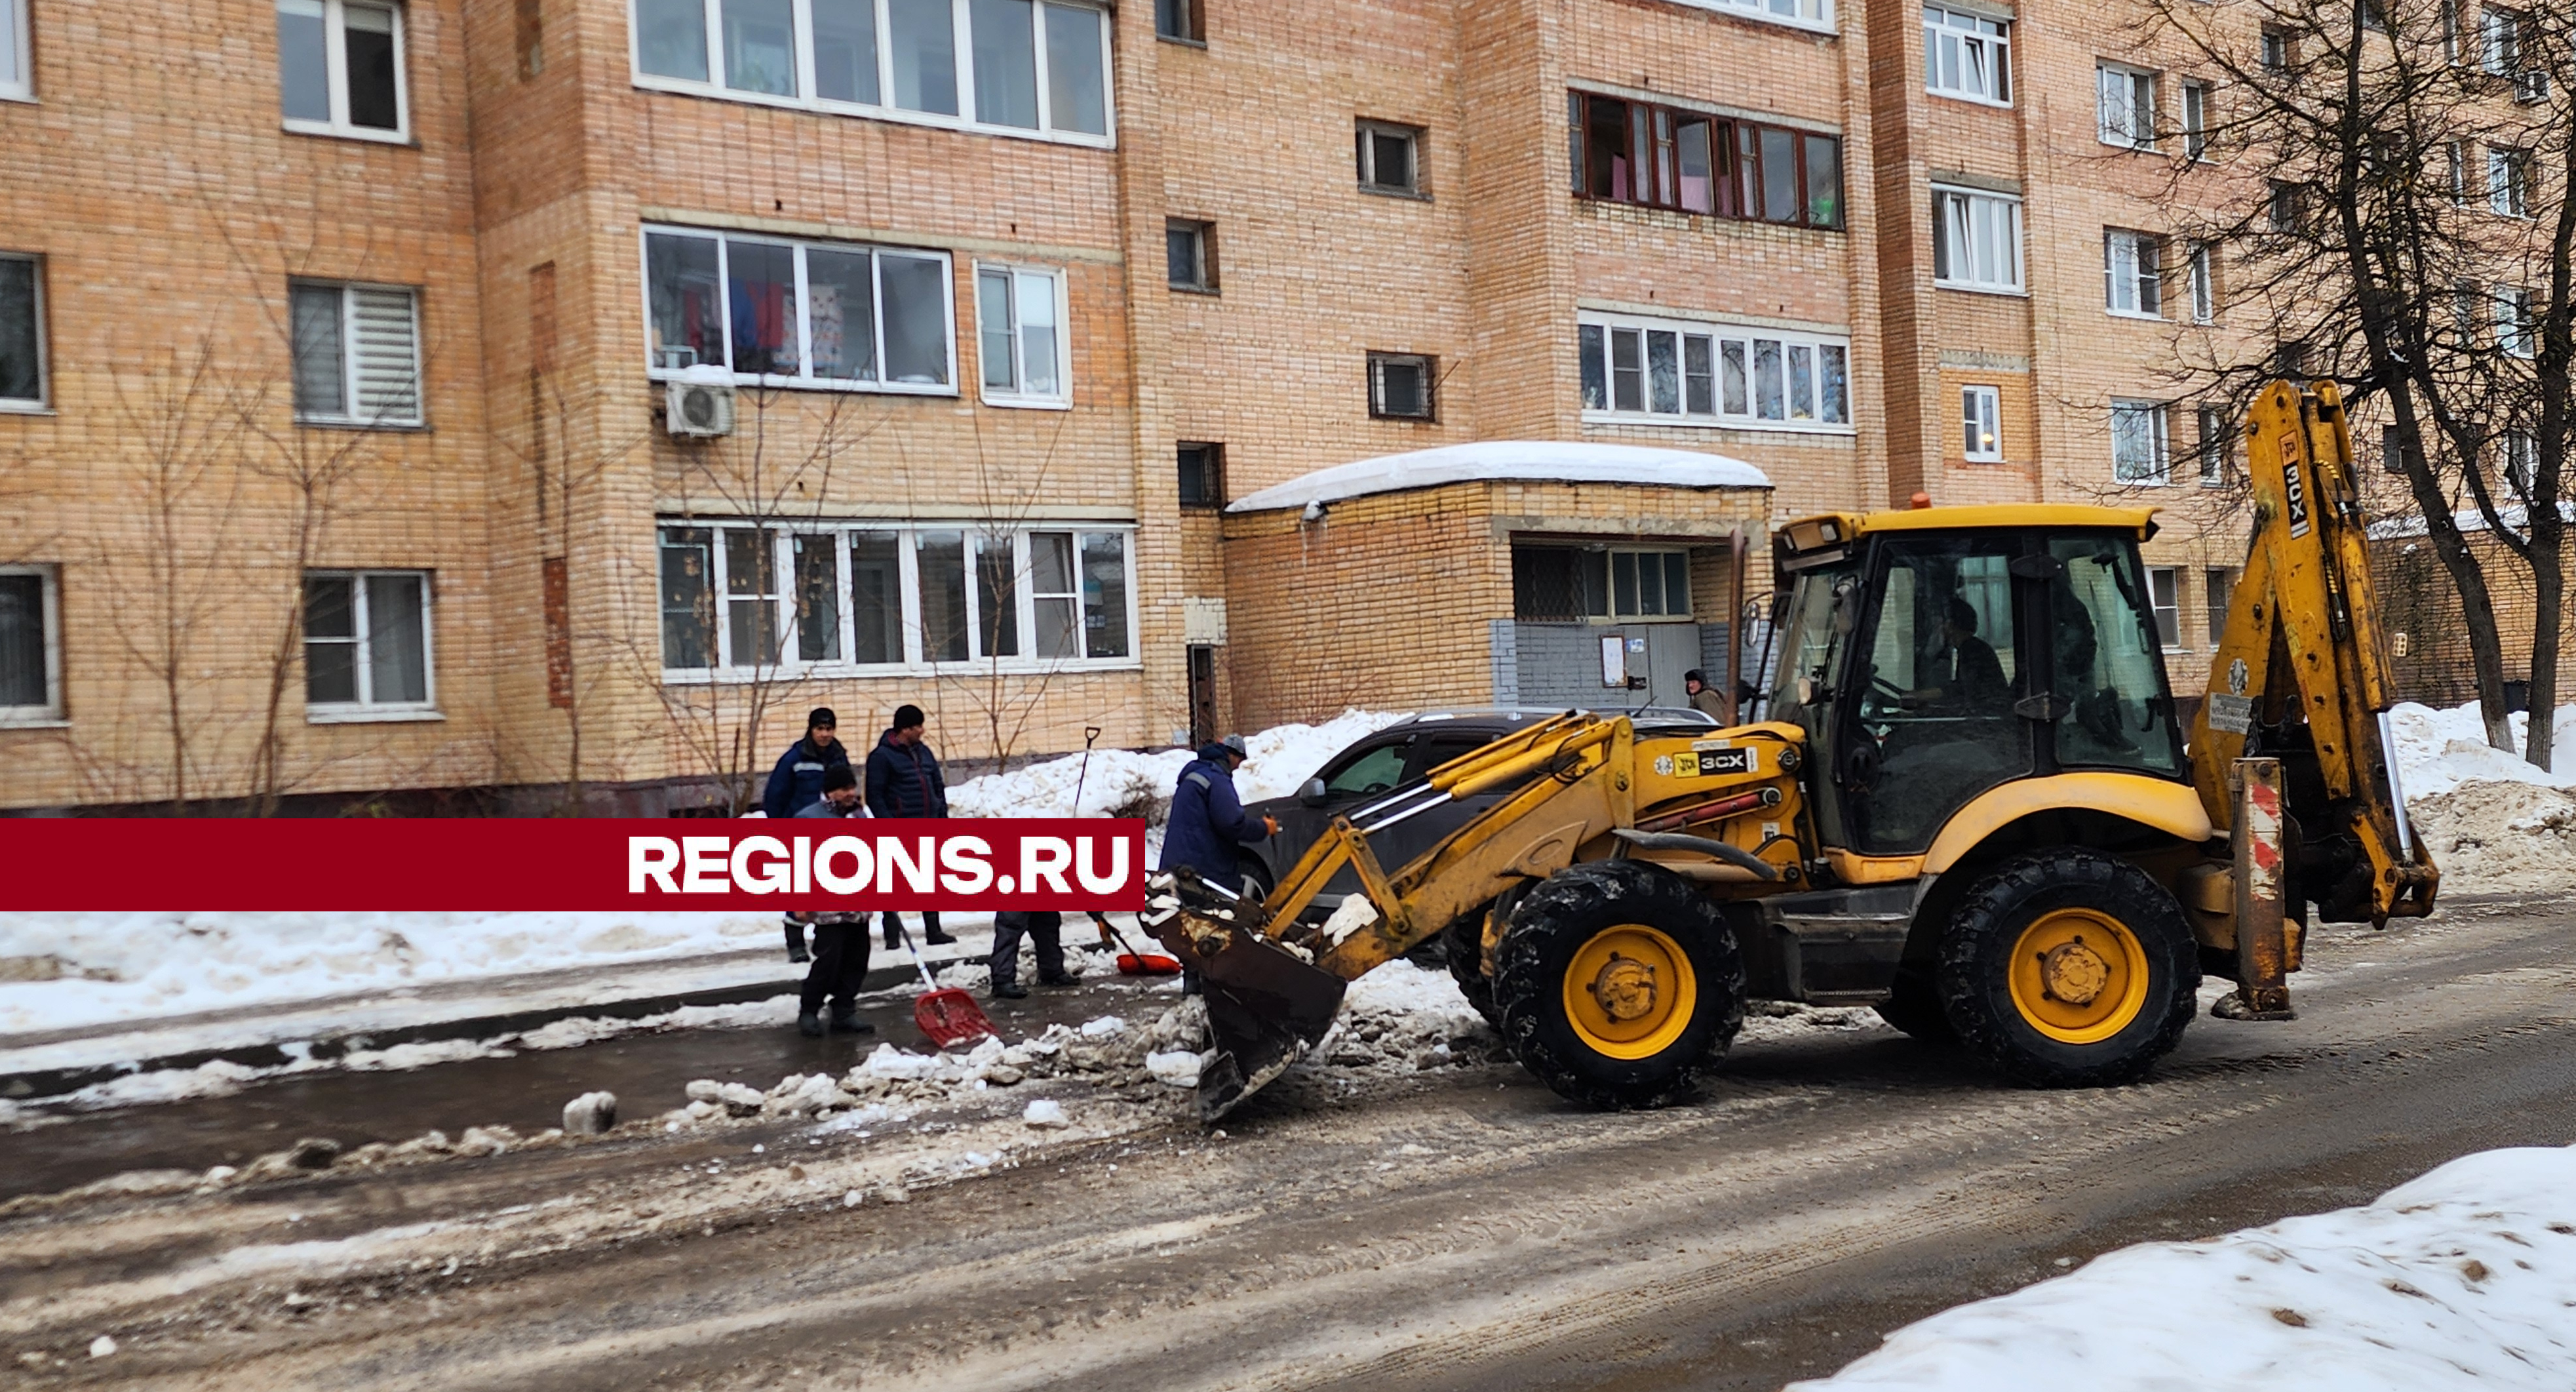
[2387, 700, 2576, 895]
[1224, 440, 1770, 514]
[1794, 1143, 2576, 1391]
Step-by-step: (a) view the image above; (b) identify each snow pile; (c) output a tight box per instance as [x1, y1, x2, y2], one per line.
[2386, 701, 2576, 799]
[945, 709, 1411, 823]
[1793, 1143, 2576, 1391]
[2387, 701, 2576, 895]
[1317, 960, 1499, 1073]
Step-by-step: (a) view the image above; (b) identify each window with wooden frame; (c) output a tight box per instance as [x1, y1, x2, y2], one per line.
[1165, 218, 1217, 292]
[1153, 0, 1202, 43]
[1566, 91, 1844, 230]
[1176, 442, 1223, 507]
[1368, 351, 1435, 420]
[1356, 120, 1424, 196]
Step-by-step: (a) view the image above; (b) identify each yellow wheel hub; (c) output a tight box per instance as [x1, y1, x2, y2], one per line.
[1563, 925, 1698, 1060]
[2007, 908, 2150, 1044]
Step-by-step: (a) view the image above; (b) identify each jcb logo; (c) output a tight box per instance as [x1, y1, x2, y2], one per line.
[2280, 437, 2311, 540]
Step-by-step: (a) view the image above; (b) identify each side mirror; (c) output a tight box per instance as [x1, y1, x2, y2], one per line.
[1297, 777, 1328, 807]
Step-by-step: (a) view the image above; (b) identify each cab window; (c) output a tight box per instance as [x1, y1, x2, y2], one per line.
[2048, 538, 2181, 774]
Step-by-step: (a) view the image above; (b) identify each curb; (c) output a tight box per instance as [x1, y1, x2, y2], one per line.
[1, 951, 986, 1105]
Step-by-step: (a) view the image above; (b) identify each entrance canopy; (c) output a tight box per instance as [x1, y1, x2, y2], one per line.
[1225, 441, 1772, 514]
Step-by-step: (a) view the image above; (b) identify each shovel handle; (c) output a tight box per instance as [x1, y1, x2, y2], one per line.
[891, 918, 941, 992]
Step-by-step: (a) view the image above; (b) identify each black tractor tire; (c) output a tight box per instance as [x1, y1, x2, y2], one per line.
[1443, 907, 1500, 1026]
[1494, 860, 1744, 1109]
[1874, 966, 1955, 1045]
[1936, 849, 2198, 1088]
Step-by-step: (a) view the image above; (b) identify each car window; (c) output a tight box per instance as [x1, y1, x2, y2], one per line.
[1322, 739, 1411, 796]
[1409, 735, 1493, 780]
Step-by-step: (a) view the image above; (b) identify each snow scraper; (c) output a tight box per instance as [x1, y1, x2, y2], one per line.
[891, 919, 995, 1048]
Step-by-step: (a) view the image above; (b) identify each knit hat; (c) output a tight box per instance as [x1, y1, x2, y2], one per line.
[807, 707, 837, 730]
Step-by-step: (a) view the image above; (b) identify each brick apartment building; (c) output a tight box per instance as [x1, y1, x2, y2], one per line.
[0, 0, 2334, 813]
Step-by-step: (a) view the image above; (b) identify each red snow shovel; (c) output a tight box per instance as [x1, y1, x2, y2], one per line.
[893, 920, 995, 1047]
[1091, 912, 1182, 977]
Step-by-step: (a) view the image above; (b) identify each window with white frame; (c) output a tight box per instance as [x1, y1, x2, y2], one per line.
[2503, 429, 2537, 496]
[290, 281, 421, 426]
[2480, 5, 2524, 76]
[1666, 0, 1833, 33]
[2104, 230, 2163, 317]
[2488, 147, 2531, 216]
[1932, 187, 2023, 292]
[1962, 385, 2002, 460]
[2181, 80, 2209, 161]
[1, 0, 29, 100]
[2446, 141, 2470, 203]
[0, 253, 43, 409]
[1578, 312, 1854, 430]
[1923, 7, 2010, 105]
[2096, 62, 2155, 149]
[304, 570, 434, 714]
[2187, 242, 2216, 323]
[975, 264, 1066, 405]
[0, 565, 60, 721]
[277, 0, 406, 140]
[2112, 399, 2171, 485]
[657, 521, 1136, 673]
[643, 226, 954, 391]
[629, 0, 1112, 144]
[2197, 404, 2231, 485]
[2147, 567, 2181, 648]
[2497, 285, 2535, 357]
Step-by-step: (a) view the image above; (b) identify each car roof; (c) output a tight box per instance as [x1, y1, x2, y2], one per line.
[1380, 706, 1720, 732]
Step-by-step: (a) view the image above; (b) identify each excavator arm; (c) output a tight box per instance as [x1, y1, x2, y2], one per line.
[2188, 380, 2438, 927]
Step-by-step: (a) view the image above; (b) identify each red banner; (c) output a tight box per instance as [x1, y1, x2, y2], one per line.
[0, 820, 1148, 911]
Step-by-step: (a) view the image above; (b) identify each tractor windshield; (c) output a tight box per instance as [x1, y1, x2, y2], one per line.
[1768, 559, 1859, 715]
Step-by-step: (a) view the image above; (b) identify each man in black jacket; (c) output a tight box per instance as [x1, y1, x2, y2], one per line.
[866, 704, 954, 947]
[764, 707, 851, 961]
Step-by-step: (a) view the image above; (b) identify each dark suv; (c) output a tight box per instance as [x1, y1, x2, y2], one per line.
[1239, 706, 1721, 920]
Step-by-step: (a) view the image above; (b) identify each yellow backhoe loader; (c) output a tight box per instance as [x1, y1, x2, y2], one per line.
[1147, 381, 2439, 1121]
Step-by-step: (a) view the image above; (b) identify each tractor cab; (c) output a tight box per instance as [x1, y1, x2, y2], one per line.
[1768, 506, 2189, 860]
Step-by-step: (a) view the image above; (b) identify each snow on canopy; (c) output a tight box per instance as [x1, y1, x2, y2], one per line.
[1224, 441, 1772, 514]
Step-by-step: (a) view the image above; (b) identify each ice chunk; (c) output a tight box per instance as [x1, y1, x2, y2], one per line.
[1078, 1015, 1127, 1038]
[1023, 1099, 1070, 1128]
[1146, 1050, 1202, 1087]
[89, 1336, 117, 1359]
[562, 1090, 617, 1136]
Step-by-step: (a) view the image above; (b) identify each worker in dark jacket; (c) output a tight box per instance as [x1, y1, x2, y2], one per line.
[1160, 735, 1275, 885]
[1161, 736, 1275, 995]
[866, 704, 953, 947]
[789, 766, 874, 1035]
[764, 707, 851, 960]
[763, 707, 850, 818]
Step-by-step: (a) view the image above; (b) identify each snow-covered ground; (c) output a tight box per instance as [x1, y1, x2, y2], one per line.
[1793, 1143, 2576, 1391]
[0, 711, 1403, 1041]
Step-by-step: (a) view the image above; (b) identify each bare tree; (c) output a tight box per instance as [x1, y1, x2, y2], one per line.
[2136, 0, 2573, 763]
[100, 338, 254, 812]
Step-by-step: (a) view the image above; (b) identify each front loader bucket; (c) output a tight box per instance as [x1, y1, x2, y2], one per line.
[1143, 871, 1348, 1122]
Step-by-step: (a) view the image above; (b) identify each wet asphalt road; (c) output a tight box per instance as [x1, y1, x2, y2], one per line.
[7, 898, 2576, 1391]
[7, 968, 1181, 1201]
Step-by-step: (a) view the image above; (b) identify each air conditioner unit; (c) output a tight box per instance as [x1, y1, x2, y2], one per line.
[665, 379, 735, 439]
[2513, 69, 2548, 104]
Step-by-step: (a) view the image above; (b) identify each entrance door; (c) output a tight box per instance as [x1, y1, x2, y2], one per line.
[1186, 645, 1218, 748]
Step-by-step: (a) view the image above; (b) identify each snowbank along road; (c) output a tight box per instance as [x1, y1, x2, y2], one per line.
[7, 892, 2576, 1390]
